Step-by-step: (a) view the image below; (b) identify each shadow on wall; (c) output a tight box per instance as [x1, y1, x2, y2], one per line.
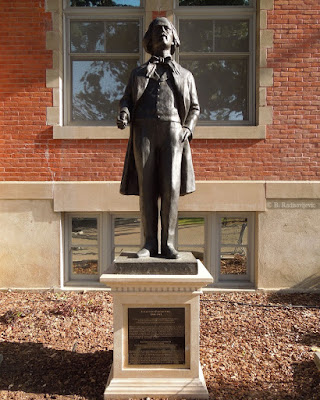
[0, 341, 112, 399]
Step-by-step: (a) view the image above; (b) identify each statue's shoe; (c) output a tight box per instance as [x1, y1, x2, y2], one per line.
[161, 245, 180, 259]
[136, 245, 158, 258]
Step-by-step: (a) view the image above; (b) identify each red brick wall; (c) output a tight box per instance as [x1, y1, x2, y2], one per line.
[0, 0, 319, 181]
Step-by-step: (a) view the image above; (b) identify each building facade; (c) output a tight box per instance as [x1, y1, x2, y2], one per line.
[0, 0, 319, 290]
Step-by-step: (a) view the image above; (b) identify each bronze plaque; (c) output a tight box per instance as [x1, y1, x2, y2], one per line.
[128, 307, 185, 365]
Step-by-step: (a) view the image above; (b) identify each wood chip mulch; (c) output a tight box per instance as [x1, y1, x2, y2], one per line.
[0, 291, 319, 400]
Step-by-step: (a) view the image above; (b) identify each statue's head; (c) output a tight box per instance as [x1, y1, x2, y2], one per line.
[143, 17, 180, 55]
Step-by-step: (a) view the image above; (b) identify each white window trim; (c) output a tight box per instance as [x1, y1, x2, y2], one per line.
[63, 210, 255, 288]
[46, 0, 274, 140]
[64, 212, 141, 286]
[214, 211, 255, 287]
[64, 212, 104, 285]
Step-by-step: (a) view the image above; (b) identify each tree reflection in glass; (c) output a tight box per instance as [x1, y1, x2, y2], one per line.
[72, 59, 138, 122]
[70, 0, 141, 7]
[179, 0, 251, 5]
[181, 58, 248, 121]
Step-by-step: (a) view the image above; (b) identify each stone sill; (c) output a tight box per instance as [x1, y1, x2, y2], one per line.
[53, 125, 266, 140]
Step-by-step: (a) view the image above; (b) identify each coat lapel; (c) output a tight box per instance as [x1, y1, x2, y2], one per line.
[171, 61, 187, 124]
[136, 64, 150, 103]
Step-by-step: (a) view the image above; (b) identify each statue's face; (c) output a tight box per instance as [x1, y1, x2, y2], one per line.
[151, 19, 174, 53]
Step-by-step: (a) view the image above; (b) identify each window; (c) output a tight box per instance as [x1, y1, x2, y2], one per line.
[215, 213, 254, 285]
[112, 215, 141, 259]
[65, 214, 101, 282]
[64, 211, 254, 287]
[176, 0, 256, 125]
[64, 213, 141, 285]
[177, 216, 206, 263]
[64, 1, 143, 125]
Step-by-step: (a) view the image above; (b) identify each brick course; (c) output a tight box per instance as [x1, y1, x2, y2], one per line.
[0, 0, 319, 181]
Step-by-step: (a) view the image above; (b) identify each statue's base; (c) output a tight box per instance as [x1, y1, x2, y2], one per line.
[100, 255, 213, 400]
[104, 363, 209, 400]
[110, 251, 198, 275]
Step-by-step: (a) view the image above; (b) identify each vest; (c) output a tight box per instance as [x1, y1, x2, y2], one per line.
[134, 66, 181, 122]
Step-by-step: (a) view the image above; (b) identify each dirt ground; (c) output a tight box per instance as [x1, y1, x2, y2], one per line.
[0, 290, 319, 400]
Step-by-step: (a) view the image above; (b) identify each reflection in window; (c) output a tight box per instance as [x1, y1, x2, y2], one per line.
[70, 0, 141, 7]
[68, 18, 140, 123]
[182, 58, 248, 121]
[113, 217, 141, 258]
[180, 20, 249, 53]
[177, 217, 205, 262]
[71, 21, 139, 53]
[179, 0, 251, 5]
[72, 59, 138, 121]
[178, 4, 255, 125]
[219, 217, 248, 276]
[71, 217, 99, 276]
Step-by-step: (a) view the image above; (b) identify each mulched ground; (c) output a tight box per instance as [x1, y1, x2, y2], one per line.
[0, 291, 319, 400]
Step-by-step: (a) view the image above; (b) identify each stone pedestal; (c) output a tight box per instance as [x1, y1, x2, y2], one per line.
[100, 253, 213, 400]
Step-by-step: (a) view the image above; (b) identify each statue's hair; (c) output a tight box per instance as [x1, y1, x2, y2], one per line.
[142, 17, 180, 55]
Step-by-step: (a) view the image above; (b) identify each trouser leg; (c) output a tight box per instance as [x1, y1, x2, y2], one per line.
[159, 122, 183, 257]
[133, 121, 158, 255]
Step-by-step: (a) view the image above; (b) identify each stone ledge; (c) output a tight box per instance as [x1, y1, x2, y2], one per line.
[53, 125, 266, 140]
[266, 182, 320, 199]
[0, 182, 53, 200]
[104, 364, 209, 400]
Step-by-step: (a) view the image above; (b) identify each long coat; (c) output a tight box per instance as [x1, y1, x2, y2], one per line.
[119, 60, 200, 196]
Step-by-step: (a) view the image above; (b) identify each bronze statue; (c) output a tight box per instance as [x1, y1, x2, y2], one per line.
[117, 17, 199, 259]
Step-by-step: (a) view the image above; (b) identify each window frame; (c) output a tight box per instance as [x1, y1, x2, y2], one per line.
[64, 212, 103, 283]
[51, 0, 270, 139]
[175, 2, 256, 126]
[64, 212, 141, 286]
[215, 211, 255, 285]
[63, 3, 144, 126]
[63, 211, 255, 288]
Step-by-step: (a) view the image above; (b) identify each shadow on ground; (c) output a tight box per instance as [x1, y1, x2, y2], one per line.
[267, 291, 320, 307]
[206, 360, 320, 400]
[0, 341, 112, 399]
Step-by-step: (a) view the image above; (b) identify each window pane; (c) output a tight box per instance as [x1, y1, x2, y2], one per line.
[178, 218, 204, 246]
[72, 246, 98, 275]
[114, 217, 141, 256]
[72, 59, 138, 121]
[71, 22, 104, 53]
[180, 20, 249, 53]
[215, 20, 249, 52]
[220, 217, 248, 245]
[178, 218, 205, 261]
[220, 247, 247, 275]
[105, 21, 139, 53]
[72, 217, 98, 246]
[70, 0, 141, 6]
[180, 20, 213, 52]
[181, 57, 248, 121]
[179, 0, 252, 5]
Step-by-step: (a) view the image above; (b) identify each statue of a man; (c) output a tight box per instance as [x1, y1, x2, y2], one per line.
[117, 17, 200, 259]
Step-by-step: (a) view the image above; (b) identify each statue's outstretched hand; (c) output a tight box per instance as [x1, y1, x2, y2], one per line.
[117, 111, 128, 130]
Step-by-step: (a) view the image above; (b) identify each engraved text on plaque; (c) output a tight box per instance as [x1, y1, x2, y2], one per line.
[128, 307, 185, 365]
